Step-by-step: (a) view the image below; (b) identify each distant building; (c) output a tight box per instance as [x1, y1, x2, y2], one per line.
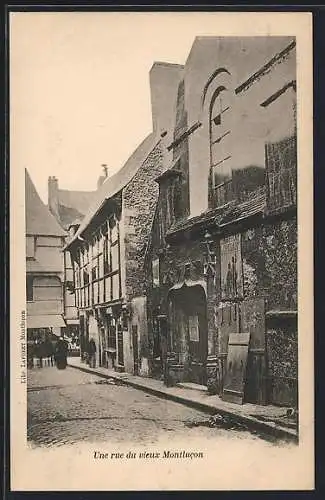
[25, 169, 66, 340]
[48, 175, 96, 231]
[48, 175, 96, 341]
[145, 37, 297, 407]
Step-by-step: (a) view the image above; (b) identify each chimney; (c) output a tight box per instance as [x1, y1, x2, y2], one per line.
[68, 222, 80, 238]
[97, 164, 109, 190]
[48, 176, 59, 218]
[149, 62, 184, 135]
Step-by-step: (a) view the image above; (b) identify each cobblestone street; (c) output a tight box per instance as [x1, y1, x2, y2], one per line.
[27, 365, 281, 448]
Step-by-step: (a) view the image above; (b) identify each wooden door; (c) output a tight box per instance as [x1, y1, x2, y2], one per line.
[242, 298, 267, 404]
[185, 286, 208, 385]
[217, 303, 240, 391]
[223, 332, 250, 404]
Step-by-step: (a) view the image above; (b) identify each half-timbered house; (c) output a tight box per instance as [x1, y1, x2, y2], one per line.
[65, 62, 183, 374]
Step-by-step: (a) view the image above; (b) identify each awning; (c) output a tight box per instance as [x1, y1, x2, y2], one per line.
[27, 314, 66, 329]
[66, 319, 80, 325]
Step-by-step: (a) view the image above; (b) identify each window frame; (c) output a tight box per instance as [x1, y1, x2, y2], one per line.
[209, 87, 232, 203]
[26, 236, 36, 260]
[26, 276, 34, 302]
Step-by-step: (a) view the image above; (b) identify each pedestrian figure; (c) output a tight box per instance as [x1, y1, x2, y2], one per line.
[55, 337, 68, 370]
[88, 338, 97, 368]
[84, 338, 90, 365]
[43, 337, 55, 366]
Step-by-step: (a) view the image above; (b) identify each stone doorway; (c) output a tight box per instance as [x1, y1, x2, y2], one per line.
[169, 284, 208, 386]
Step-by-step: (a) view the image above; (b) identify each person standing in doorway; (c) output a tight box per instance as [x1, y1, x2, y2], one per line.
[88, 338, 97, 368]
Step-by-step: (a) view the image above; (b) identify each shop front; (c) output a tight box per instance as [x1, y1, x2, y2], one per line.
[26, 314, 67, 367]
[91, 303, 125, 371]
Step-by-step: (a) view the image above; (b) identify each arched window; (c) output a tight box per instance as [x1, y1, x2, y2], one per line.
[209, 86, 232, 206]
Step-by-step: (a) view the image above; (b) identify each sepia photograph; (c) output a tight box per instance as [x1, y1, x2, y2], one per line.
[9, 11, 314, 491]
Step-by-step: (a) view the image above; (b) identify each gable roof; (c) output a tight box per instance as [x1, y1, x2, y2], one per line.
[56, 203, 88, 230]
[56, 188, 95, 229]
[48, 186, 95, 230]
[65, 132, 157, 248]
[25, 169, 66, 237]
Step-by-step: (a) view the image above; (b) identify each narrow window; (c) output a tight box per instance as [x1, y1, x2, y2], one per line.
[111, 243, 119, 272]
[152, 258, 160, 288]
[210, 88, 232, 206]
[26, 276, 33, 301]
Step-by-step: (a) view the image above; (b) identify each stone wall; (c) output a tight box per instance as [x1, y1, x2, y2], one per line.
[241, 216, 297, 311]
[185, 37, 296, 217]
[131, 296, 149, 376]
[265, 135, 297, 214]
[240, 214, 297, 405]
[266, 316, 298, 407]
[146, 209, 297, 405]
[123, 141, 163, 301]
[167, 79, 191, 224]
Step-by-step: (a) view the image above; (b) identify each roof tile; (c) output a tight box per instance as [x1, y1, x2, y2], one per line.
[167, 189, 266, 236]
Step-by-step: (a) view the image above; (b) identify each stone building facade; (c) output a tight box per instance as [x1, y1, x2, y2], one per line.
[144, 36, 297, 407]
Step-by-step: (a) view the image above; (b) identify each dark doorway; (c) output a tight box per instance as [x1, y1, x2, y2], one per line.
[170, 285, 208, 385]
[117, 321, 124, 366]
[132, 325, 139, 375]
[151, 312, 162, 378]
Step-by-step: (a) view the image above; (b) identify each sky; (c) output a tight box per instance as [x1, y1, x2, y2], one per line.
[9, 11, 235, 203]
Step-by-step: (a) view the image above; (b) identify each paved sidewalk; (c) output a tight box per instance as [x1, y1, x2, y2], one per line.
[68, 357, 298, 442]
